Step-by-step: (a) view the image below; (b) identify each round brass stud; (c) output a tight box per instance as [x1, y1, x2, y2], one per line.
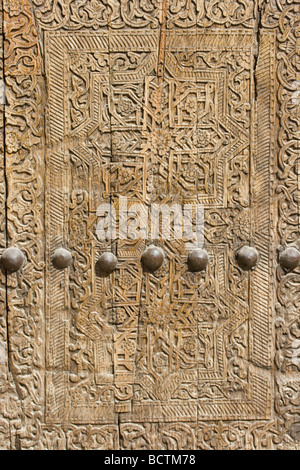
[1, 247, 25, 272]
[52, 248, 72, 270]
[95, 252, 117, 277]
[187, 248, 209, 272]
[141, 245, 164, 273]
[279, 246, 300, 271]
[235, 245, 259, 271]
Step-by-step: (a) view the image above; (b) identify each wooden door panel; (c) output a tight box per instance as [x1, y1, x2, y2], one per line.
[1, 0, 300, 450]
[44, 27, 273, 423]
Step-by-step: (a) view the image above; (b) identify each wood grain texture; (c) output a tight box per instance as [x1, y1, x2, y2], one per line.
[0, 0, 299, 450]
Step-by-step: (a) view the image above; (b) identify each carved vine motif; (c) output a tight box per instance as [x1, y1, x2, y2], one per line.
[31, 0, 160, 30]
[56, 24, 263, 433]
[167, 0, 256, 29]
[3, 0, 45, 450]
[30, 0, 256, 31]
[1, 0, 299, 450]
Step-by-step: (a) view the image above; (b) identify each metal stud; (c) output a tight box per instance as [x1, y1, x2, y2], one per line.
[235, 245, 259, 271]
[52, 248, 72, 270]
[1, 247, 25, 272]
[187, 248, 209, 272]
[95, 252, 117, 277]
[141, 245, 164, 273]
[279, 246, 300, 270]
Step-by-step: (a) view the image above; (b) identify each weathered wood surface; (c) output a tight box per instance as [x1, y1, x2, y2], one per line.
[0, 0, 299, 449]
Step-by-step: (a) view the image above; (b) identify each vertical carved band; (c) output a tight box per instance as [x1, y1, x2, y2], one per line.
[0, 0, 299, 450]
[3, 0, 44, 449]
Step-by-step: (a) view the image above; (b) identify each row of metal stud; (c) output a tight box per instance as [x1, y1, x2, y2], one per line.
[1, 244, 299, 273]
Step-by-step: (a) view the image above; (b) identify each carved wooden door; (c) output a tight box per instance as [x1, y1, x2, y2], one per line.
[1, 0, 299, 450]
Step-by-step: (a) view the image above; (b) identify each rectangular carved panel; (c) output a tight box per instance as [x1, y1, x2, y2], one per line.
[44, 27, 274, 424]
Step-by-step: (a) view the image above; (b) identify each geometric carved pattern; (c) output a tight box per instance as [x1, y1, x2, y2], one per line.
[45, 29, 274, 424]
[1, 0, 300, 450]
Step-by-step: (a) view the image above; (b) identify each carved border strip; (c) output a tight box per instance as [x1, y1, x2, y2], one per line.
[3, 0, 45, 450]
[262, 0, 300, 449]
